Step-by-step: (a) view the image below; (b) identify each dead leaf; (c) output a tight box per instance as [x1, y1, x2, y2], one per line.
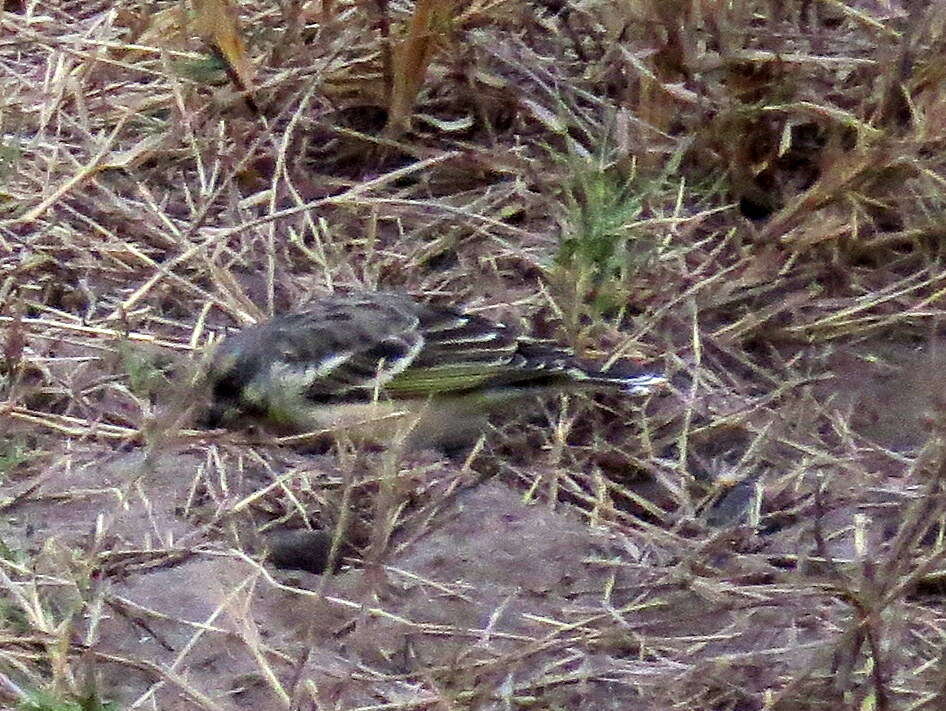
[191, 0, 257, 100]
[386, 0, 454, 136]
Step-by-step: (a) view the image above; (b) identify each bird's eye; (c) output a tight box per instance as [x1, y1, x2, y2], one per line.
[212, 372, 243, 403]
[205, 373, 266, 424]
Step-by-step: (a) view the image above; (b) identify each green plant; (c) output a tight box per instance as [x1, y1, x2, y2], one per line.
[554, 148, 682, 314]
[0, 436, 34, 476]
[172, 53, 230, 86]
[17, 689, 117, 711]
[0, 141, 20, 182]
[118, 343, 172, 400]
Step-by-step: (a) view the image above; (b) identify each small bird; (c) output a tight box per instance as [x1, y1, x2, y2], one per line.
[201, 292, 665, 446]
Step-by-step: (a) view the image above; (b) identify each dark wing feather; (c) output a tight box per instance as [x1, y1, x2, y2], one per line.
[383, 303, 522, 395]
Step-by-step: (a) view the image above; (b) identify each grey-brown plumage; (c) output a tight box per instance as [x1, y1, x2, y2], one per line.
[202, 292, 665, 443]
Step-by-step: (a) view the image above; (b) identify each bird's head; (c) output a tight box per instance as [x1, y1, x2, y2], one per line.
[197, 333, 271, 429]
[198, 325, 324, 431]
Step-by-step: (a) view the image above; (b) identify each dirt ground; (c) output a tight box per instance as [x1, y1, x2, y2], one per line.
[5, 0, 946, 709]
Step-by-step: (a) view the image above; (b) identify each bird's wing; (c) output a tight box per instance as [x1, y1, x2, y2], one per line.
[285, 295, 427, 400]
[268, 294, 518, 402]
[382, 305, 521, 396]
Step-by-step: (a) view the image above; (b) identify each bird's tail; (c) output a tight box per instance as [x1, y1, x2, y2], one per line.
[563, 365, 667, 395]
[515, 340, 666, 396]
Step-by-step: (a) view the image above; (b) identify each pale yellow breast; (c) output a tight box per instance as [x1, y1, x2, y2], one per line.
[295, 397, 490, 449]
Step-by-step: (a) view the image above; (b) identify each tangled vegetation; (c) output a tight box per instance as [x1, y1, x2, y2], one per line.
[4, 0, 946, 709]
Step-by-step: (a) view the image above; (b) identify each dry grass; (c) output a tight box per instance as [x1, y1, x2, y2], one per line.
[5, 0, 946, 708]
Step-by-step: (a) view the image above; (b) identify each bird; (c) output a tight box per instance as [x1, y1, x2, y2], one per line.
[200, 291, 665, 447]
